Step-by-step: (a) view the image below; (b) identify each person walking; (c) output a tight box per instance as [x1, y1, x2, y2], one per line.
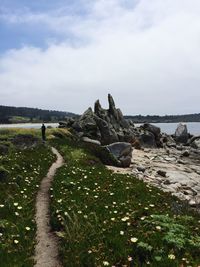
[41, 123, 46, 142]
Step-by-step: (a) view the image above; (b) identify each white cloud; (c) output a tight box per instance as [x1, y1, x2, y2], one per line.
[0, 0, 200, 114]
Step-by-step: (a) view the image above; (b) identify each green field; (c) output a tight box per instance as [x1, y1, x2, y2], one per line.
[0, 129, 55, 266]
[0, 128, 200, 267]
[50, 139, 200, 267]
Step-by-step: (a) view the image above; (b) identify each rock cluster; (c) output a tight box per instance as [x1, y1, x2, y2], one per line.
[59, 94, 163, 148]
[59, 94, 200, 169]
[60, 94, 131, 144]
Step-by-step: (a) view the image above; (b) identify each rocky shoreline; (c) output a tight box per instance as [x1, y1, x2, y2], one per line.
[107, 146, 200, 210]
[59, 94, 200, 209]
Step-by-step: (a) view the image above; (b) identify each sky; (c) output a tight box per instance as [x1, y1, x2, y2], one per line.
[0, 0, 200, 115]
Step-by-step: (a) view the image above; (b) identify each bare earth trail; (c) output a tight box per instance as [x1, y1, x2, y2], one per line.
[34, 147, 64, 267]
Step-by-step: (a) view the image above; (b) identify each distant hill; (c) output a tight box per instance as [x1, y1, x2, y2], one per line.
[0, 105, 77, 124]
[125, 113, 200, 123]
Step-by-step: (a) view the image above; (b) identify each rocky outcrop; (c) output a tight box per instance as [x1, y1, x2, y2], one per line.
[59, 95, 199, 155]
[59, 94, 135, 145]
[105, 142, 133, 167]
[59, 94, 164, 147]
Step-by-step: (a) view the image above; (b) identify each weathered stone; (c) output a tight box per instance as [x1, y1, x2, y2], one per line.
[163, 179, 171, 185]
[106, 142, 132, 158]
[137, 166, 146, 173]
[61, 94, 165, 147]
[94, 117, 118, 145]
[190, 136, 200, 149]
[59, 118, 75, 128]
[189, 199, 197, 207]
[157, 170, 167, 177]
[105, 142, 133, 167]
[119, 155, 132, 168]
[139, 132, 156, 148]
[177, 159, 186, 164]
[143, 123, 161, 137]
[175, 123, 188, 144]
[181, 150, 190, 157]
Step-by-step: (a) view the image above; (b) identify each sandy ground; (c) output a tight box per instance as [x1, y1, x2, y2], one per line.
[34, 147, 64, 267]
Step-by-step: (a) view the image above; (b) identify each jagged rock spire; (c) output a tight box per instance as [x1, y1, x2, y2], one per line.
[94, 100, 102, 115]
[108, 93, 116, 111]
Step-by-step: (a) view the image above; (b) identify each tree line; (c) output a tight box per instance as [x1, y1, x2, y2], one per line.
[0, 105, 76, 123]
[125, 113, 200, 123]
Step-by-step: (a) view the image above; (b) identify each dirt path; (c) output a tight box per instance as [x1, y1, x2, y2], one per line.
[34, 147, 64, 267]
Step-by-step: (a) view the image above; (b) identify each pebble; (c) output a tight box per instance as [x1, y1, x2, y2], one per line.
[157, 170, 167, 177]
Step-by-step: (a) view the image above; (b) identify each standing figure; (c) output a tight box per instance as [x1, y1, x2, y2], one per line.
[41, 123, 46, 141]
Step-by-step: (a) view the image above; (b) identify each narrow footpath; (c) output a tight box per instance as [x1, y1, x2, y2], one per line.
[34, 147, 64, 267]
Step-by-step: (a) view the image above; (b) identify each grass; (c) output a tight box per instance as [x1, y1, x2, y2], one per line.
[50, 138, 200, 267]
[0, 129, 56, 267]
[0, 127, 200, 267]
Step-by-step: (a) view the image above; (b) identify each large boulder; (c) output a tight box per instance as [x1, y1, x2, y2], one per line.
[105, 142, 133, 167]
[143, 123, 160, 136]
[142, 123, 162, 147]
[175, 123, 188, 144]
[139, 132, 157, 148]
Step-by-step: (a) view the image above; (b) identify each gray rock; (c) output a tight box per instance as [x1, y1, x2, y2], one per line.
[61, 94, 165, 147]
[59, 118, 75, 128]
[143, 123, 161, 137]
[106, 142, 132, 158]
[137, 166, 146, 173]
[157, 170, 167, 177]
[119, 155, 132, 168]
[190, 137, 200, 149]
[139, 132, 156, 148]
[163, 179, 171, 185]
[175, 123, 188, 144]
[189, 199, 197, 207]
[95, 117, 119, 145]
[177, 159, 186, 164]
[105, 142, 133, 167]
[181, 150, 190, 157]
[176, 145, 183, 151]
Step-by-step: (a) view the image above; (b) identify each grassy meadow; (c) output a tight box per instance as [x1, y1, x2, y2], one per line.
[0, 128, 55, 266]
[50, 138, 200, 267]
[0, 127, 200, 267]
